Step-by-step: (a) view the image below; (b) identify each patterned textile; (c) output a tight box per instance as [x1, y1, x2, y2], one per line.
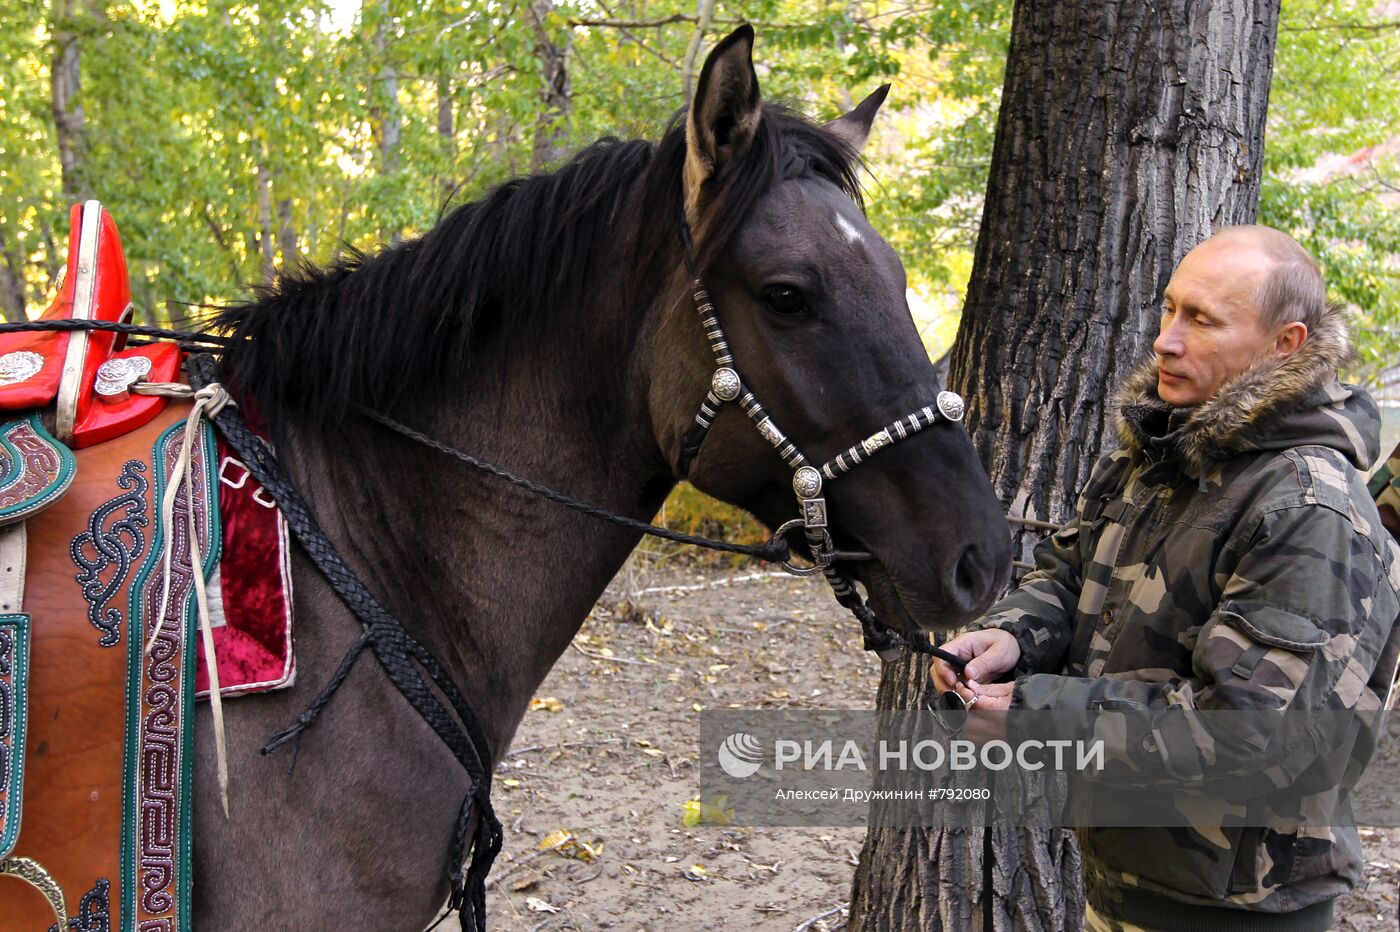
[967, 302, 1400, 915]
[0, 613, 29, 860]
[195, 431, 294, 697]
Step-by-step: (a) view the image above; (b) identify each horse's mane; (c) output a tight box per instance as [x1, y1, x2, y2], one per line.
[209, 105, 862, 427]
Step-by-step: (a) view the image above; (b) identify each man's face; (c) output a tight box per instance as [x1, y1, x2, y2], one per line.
[1154, 238, 1277, 407]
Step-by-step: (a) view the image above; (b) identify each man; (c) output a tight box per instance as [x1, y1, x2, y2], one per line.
[933, 225, 1400, 931]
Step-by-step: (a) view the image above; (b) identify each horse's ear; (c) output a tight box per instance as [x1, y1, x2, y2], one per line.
[824, 84, 890, 154]
[685, 25, 762, 223]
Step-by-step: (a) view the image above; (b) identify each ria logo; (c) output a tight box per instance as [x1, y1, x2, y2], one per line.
[717, 732, 764, 778]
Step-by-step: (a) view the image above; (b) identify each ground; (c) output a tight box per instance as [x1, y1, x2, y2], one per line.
[482, 561, 1400, 932]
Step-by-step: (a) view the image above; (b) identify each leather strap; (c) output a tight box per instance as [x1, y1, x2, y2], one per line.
[0, 523, 25, 613]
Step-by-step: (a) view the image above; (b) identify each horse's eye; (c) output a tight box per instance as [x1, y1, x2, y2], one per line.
[763, 286, 807, 316]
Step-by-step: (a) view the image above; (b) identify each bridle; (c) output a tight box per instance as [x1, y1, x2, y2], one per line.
[673, 224, 970, 663]
[0, 226, 974, 932]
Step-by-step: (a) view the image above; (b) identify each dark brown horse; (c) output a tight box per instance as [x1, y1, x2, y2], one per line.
[193, 27, 1011, 929]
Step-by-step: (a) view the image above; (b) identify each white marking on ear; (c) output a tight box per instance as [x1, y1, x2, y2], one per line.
[835, 213, 864, 246]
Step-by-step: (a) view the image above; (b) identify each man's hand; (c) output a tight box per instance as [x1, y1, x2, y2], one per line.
[929, 628, 1021, 705]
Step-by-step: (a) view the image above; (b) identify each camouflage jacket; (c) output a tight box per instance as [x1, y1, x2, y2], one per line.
[968, 303, 1400, 919]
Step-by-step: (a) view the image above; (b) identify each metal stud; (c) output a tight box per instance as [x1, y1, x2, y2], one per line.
[792, 466, 823, 499]
[861, 430, 892, 456]
[936, 390, 965, 423]
[0, 351, 44, 387]
[711, 367, 741, 402]
[801, 497, 828, 528]
[94, 355, 153, 403]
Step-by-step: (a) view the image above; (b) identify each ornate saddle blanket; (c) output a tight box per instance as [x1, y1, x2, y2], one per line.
[0, 402, 294, 930]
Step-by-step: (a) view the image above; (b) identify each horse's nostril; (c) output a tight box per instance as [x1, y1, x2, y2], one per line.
[952, 544, 989, 611]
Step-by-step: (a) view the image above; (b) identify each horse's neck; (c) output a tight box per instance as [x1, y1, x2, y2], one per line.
[278, 291, 671, 758]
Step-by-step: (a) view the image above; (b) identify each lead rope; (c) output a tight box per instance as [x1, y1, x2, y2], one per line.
[135, 380, 234, 816]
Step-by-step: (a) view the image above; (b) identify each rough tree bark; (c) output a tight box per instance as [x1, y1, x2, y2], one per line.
[529, 0, 571, 171]
[255, 155, 276, 285]
[0, 227, 28, 322]
[849, 1, 1280, 929]
[370, 5, 402, 243]
[50, 0, 97, 202]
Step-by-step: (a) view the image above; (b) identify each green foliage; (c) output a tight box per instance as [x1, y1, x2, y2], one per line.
[0, 0, 1392, 375]
[652, 482, 768, 568]
[1261, 1, 1400, 376]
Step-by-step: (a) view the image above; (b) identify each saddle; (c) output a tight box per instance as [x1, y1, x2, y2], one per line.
[0, 204, 295, 931]
[0, 201, 182, 448]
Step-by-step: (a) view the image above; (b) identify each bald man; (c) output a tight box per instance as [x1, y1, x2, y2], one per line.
[933, 226, 1400, 931]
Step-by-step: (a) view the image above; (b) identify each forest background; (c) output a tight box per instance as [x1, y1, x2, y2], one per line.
[1, 0, 1397, 532]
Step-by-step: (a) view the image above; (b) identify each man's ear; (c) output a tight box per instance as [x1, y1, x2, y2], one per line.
[823, 84, 890, 154]
[1277, 321, 1308, 358]
[685, 25, 762, 225]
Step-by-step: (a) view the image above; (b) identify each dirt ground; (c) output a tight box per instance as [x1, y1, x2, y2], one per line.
[482, 561, 1400, 932]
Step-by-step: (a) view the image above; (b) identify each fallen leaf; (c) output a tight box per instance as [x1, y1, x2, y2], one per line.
[510, 873, 544, 892]
[539, 829, 574, 851]
[529, 696, 564, 713]
[525, 897, 558, 913]
[502, 779, 521, 789]
[680, 796, 734, 827]
[683, 864, 708, 881]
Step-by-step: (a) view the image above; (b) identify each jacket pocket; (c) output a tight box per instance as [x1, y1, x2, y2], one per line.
[1219, 601, 1330, 653]
[1227, 828, 1297, 897]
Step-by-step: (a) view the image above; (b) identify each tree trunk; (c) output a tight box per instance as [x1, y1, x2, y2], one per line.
[50, 0, 95, 202]
[529, 0, 571, 171]
[370, 8, 402, 243]
[850, 1, 1280, 929]
[681, 0, 717, 104]
[277, 197, 297, 268]
[256, 157, 276, 285]
[0, 226, 28, 322]
[437, 72, 456, 202]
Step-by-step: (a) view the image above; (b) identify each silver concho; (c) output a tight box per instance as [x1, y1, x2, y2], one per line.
[0, 351, 44, 387]
[711, 367, 741, 402]
[792, 465, 823, 499]
[94, 355, 153, 402]
[861, 430, 892, 456]
[936, 390, 965, 423]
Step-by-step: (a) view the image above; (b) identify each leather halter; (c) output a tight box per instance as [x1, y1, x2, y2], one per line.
[669, 255, 970, 662]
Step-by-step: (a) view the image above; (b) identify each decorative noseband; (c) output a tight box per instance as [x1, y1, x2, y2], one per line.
[675, 278, 967, 586]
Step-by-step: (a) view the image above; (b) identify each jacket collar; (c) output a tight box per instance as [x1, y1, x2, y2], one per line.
[1114, 302, 1355, 475]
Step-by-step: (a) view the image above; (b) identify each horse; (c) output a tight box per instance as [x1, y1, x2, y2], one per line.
[190, 26, 1012, 929]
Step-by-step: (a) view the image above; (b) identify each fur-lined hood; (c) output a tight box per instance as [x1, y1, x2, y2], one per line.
[1114, 302, 1381, 475]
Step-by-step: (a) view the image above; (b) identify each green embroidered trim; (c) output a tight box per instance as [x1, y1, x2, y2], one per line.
[0, 415, 76, 524]
[0, 613, 29, 860]
[120, 420, 221, 932]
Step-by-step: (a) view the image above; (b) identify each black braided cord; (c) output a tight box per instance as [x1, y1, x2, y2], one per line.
[0, 317, 229, 346]
[187, 354, 501, 932]
[3, 317, 976, 926]
[360, 409, 793, 563]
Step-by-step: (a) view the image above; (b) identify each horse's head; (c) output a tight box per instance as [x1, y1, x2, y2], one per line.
[647, 27, 1011, 632]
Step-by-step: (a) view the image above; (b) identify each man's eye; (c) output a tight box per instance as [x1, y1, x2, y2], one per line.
[763, 286, 808, 316]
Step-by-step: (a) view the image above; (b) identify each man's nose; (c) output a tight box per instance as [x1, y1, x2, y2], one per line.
[1155, 318, 1184, 357]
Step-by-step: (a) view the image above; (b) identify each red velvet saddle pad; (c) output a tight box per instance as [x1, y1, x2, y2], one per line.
[196, 430, 295, 698]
